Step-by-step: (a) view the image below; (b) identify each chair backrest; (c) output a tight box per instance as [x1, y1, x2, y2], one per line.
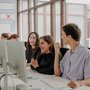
[60, 48, 69, 58]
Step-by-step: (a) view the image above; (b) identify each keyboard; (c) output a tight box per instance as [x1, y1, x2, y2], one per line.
[40, 77, 70, 89]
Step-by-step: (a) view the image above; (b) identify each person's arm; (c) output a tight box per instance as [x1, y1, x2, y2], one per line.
[35, 54, 54, 75]
[81, 78, 90, 86]
[68, 80, 83, 88]
[54, 43, 62, 76]
[36, 65, 54, 75]
[68, 78, 90, 88]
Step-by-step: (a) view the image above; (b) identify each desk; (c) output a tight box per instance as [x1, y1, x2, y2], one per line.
[0, 76, 25, 90]
[27, 67, 90, 90]
[0, 67, 90, 90]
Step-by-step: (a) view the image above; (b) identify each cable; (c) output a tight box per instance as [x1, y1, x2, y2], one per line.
[0, 74, 17, 90]
[0, 65, 3, 74]
[0, 74, 6, 90]
[0, 74, 5, 80]
[8, 75, 16, 90]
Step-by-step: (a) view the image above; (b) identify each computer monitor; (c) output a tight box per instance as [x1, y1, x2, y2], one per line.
[0, 40, 8, 90]
[0, 40, 7, 66]
[6, 40, 27, 83]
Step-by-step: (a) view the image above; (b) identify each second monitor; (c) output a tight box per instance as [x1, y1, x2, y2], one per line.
[6, 40, 27, 83]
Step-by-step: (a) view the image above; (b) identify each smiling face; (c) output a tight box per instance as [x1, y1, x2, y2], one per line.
[39, 39, 51, 54]
[29, 33, 37, 47]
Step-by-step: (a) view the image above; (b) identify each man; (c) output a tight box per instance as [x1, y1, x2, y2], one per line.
[54, 23, 90, 88]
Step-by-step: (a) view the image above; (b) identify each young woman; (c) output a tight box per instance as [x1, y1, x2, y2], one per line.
[30, 35, 55, 75]
[25, 32, 41, 64]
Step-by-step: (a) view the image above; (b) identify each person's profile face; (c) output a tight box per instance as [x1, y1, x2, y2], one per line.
[62, 30, 69, 44]
[29, 33, 37, 47]
[39, 39, 50, 54]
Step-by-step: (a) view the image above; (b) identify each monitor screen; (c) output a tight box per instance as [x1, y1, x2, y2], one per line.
[6, 40, 27, 83]
[0, 40, 8, 90]
[0, 40, 7, 67]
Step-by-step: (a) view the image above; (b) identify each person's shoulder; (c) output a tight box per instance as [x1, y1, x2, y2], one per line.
[79, 45, 90, 55]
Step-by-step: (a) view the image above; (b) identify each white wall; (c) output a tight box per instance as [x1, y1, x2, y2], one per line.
[66, 3, 87, 46]
[0, 0, 16, 35]
[66, 0, 89, 4]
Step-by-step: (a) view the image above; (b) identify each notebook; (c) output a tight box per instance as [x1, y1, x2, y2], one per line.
[40, 76, 73, 90]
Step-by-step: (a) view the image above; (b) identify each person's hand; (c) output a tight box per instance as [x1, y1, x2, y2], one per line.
[68, 80, 82, 88]
[54, 43, 60, 52]
[54, 43, 62, 60]
[54, 43, 60, 55]
[30, 58, 35, 65]
[31, 59, 39, 68]
[34, 59, 39, 68]
[56, 42, 61, 48]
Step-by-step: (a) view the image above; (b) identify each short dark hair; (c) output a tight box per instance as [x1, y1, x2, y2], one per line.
[9, 34, 19, 40]
[1, 33, 9, 39]
[62, 23, 81, 41]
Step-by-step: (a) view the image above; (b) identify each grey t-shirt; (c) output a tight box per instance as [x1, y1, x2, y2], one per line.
[60, 45, 90, 80]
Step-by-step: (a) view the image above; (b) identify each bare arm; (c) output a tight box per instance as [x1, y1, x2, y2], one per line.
[68, 78, 90, 88]
[54, 43, 62, 76]
[82, 78, 90, 86]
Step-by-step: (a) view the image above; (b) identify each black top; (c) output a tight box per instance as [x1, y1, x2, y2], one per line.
[33, 52, 55, 75]
[26, 46, 41, 63]
[60, 48, 69, 58]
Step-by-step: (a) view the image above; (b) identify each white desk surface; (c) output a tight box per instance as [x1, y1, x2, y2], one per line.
[27, 67, 90, 90]
[0, 76, 25, 90]
[0, 67, 90, 90]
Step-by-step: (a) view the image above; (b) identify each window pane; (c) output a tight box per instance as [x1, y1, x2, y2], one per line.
[55, 1, 61, 42]
[22, 0, 28, 10]
[67, 16, 85, 45]
[67, 4, 84, 15]
[46, 5, 51, 35]
[37, 5, 50, 36]
[30, 10, 34, 32]
[37, 0, 50, 5]
[18, 0, 28, 11]
[38, 7, 44, 36]
[19, 12, 28, 41]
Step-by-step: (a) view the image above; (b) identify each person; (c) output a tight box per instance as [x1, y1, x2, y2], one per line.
[30, 35, 55, 75]
[8, 34, 19, 41]
[25, 32, 41, 65]
[54, 23, 90, 88]
[1, 33, 9, 40]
